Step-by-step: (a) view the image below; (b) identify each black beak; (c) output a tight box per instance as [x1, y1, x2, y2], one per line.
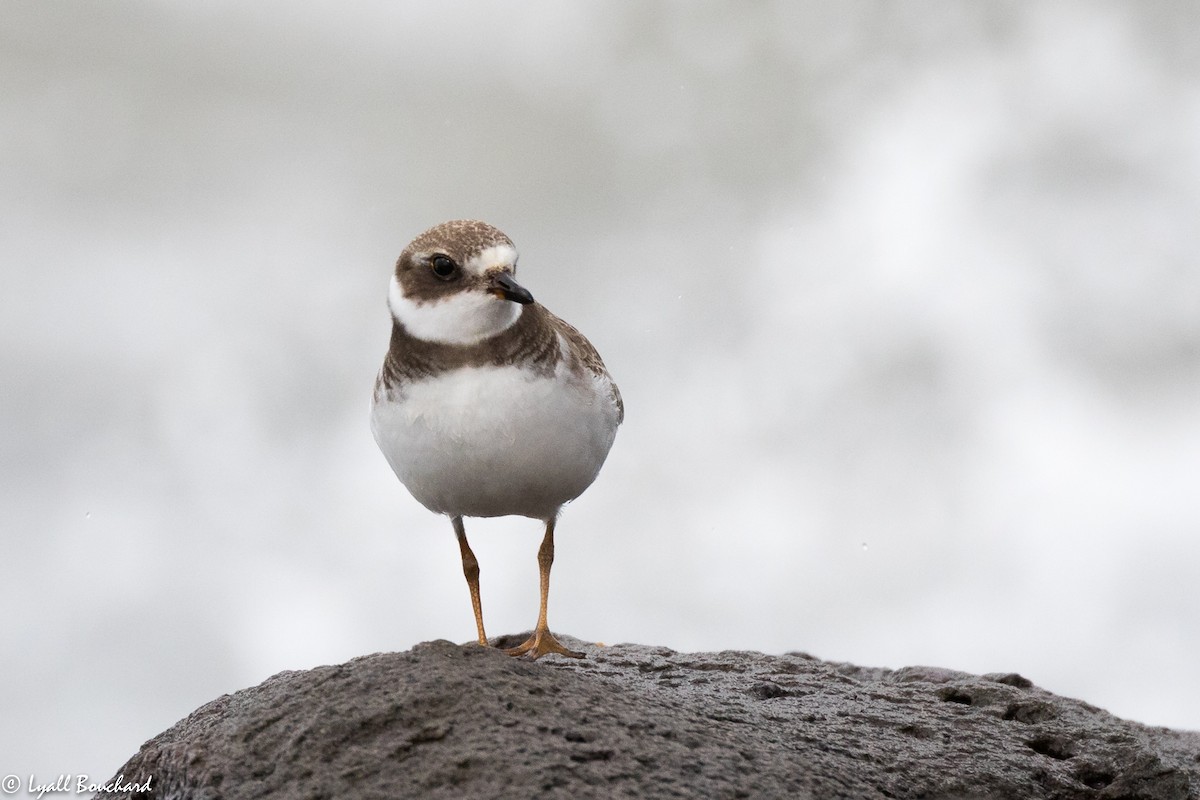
[490, 272, 534, 305]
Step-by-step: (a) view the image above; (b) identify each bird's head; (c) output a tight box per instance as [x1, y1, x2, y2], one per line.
[388, 220, 534, 345]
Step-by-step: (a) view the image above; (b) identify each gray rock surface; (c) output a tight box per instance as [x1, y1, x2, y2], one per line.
[100, 635, 1200, 799]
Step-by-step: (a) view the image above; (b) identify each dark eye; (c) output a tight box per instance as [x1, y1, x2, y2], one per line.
[430, 254, 458, 280]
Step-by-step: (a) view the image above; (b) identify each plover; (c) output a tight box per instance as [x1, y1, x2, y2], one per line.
[370, 220, 623, 659]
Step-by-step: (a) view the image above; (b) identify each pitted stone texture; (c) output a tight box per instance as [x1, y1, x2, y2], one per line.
[99, 636, 1200, 800]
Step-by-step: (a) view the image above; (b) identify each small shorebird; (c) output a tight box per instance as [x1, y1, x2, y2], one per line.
[370, 220, 623, 659]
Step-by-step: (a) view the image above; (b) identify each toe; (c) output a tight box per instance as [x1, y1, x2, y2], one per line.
[504, 630, 585, 660]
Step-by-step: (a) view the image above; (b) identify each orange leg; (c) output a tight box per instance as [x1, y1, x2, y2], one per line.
[505, 517, 584, 659]
[452, 516, 488, 647]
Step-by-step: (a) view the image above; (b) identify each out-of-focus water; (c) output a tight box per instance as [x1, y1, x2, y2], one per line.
[3, 1, 1198, 782]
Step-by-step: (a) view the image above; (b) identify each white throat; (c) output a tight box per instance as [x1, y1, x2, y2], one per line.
[388, 275, 524, 345]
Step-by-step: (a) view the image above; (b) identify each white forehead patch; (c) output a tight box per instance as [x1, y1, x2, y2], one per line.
[464, 244, 518, 277]
[388, 275, 523, 345]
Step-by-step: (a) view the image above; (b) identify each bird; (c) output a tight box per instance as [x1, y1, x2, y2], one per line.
[370, 220, 623, 659]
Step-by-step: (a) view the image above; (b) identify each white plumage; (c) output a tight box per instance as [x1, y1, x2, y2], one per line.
[370, 336, 620, 521]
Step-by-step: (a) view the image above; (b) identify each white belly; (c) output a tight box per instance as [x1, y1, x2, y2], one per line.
[371, 361, 619, 520]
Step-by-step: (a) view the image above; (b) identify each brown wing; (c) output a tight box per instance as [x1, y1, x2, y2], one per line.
[543, 308, 624, 425]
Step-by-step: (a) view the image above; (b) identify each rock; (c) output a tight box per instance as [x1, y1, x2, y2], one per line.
[99, 635, 1200, 800]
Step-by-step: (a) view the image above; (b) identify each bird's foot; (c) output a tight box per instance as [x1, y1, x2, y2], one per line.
[504, 628, 585, 660]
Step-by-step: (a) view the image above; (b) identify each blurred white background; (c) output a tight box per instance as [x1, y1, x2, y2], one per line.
[3, 0, 1198, 783]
